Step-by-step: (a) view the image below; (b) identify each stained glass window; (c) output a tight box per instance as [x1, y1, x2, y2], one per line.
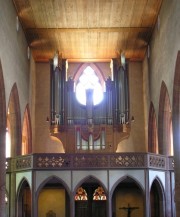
[75, 66, 104, 106]
[75, 187, 88, 201]
[93, 187, 106, 200]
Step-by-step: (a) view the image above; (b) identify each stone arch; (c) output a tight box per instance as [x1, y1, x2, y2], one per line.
[74, 175, 108, 217]
[148, 102, 158, 153]
[22, 104, 32, 155]
[73, 175, 108, 197]
[110, 175, 144, 197]
[158, 81, 173, 155]
[111, 175, 144, 217]
[7, 83, 22, 156]
[36, 175, 71, 196]
[36, 175, 71, 217]
[150, 177, 165, 217]
[16, 178, 31, 217]
[0, 60, 6, 217]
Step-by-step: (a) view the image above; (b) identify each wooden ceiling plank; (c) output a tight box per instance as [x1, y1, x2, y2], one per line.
[141, 0, 162, 27]
[130, 0, 148, 27]
[110, 0, 125, 27]
[88, 0, 100, 28]
[119, 0, 136, 27]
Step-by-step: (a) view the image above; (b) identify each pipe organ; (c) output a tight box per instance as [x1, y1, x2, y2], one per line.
[49, 59, 130, 153]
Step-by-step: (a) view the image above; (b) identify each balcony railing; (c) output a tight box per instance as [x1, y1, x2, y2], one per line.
[6, 153, 174, 172]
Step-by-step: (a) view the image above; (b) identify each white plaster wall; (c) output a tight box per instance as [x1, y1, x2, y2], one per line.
[0, 0, 30, 120]
[148, 0, 180, 116]
[34, 63, 64, 153]
[117, 62, 146, 151]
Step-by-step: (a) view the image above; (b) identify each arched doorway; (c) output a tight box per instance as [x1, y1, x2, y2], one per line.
[17, 179, 31, 217]
[112, 176, 144, 217]
[150, 178, 165, 217]
[37, 176, 70, 217]
[75, 176, 107, 217]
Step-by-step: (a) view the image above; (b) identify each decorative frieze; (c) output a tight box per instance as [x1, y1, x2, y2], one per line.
[6, 153, 174, 171]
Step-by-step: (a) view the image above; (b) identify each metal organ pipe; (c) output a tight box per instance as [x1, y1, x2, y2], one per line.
[50, 60, 66, 125]
[54, 67, 60, 116]
[50, 60, 55, 123]
[67, 77, 74, 125]
[113, 59, 129, 124]
[106, 77, 113, 125]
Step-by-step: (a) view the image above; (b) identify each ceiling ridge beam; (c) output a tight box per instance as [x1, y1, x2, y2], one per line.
[26, 27, 152, 33]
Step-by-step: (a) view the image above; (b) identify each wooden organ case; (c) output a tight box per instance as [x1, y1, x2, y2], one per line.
[49, 59, 130, 153]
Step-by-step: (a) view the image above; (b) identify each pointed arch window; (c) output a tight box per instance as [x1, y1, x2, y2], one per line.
[93, 186, 106, 200]
[75, 187, 88, 201]
[75, 66, 104, 106]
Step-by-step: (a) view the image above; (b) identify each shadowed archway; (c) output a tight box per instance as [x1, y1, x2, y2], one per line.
[150, 178, 165, 217]
[74, 176, 107, 217]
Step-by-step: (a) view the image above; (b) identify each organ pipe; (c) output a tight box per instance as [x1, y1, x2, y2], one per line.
[113, 59, 129, 124]
[50, 59, 66, 125]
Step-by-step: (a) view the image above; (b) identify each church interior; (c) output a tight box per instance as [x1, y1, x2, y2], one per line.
[1, 0, 180, 217]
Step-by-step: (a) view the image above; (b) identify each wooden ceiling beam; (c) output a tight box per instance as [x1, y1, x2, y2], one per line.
[26, 27, 152, 33]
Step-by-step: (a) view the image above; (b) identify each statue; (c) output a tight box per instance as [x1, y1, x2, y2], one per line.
[119, 203, 139, 217]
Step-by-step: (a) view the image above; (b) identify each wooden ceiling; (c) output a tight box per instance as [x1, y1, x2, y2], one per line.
[13, 0, 162, 62]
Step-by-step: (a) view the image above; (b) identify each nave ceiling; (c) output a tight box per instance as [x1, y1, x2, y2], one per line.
[13, 0, 162, 62]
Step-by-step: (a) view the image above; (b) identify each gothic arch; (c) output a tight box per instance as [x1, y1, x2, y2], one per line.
[36, 175, 71, 197]
[111, 175, 144, 217]
[158, 81, 173, 155]
[150, 177, 165, 217]
[73, 175, 108, 196]
[16, 178, 31, 217]
[7, 83, 22, 156]
[73, 63, 105, 87]
[22, 104, 32, 155]
[0, 60, 6, 217]
[148, 102, 158, 153]
[36, 175, 71, 217]
[17, 177, 31, 193]
[74, 175, 108, 217]
[110, 175, 144, 197]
